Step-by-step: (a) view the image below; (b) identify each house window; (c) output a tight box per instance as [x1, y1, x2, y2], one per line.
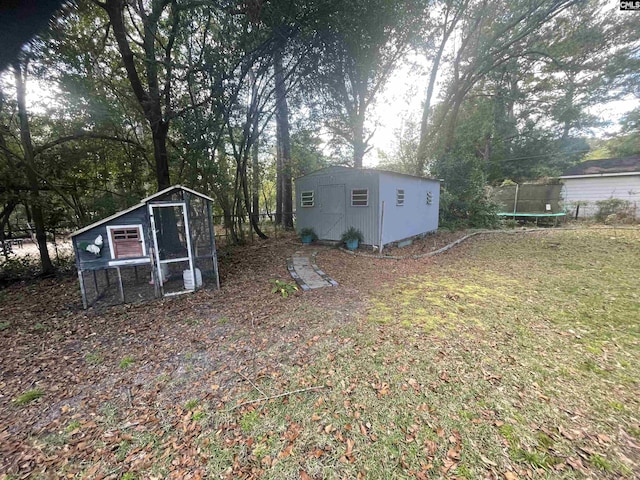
[301, 191, 314, 207]
[107, 225, 145, 259]
[351, 189, 369, 207]
[426, 191, 433, 205]
[396, 189, 405, 206]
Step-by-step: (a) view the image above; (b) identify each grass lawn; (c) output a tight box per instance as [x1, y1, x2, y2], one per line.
[1, 228, 639, 479]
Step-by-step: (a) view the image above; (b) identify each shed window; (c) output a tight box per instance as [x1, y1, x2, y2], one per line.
[107, 225, 145, 259]
[351, 189, 369, 207]
[396, 189, 405, 206]
[426, 191, 433, 205]
[301, 190, 314, 207]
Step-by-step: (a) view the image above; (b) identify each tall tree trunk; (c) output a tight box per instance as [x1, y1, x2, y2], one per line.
[13, 61, 54, 275]
[251, 136, 260, 225]
[353, 116, 365, 168]
[443, 90, 466, 153]
[416, 36, 448, 175]
[274, 48, 293, 229]
[152, 120, 171, 190]
[275, 124, 283, 225]
[102, 0, 172, 191]
[0, 201, 17, 258]
[246, 68, 267, 239]
[416, 1, 464, 175]
[242, 152, 267, 239]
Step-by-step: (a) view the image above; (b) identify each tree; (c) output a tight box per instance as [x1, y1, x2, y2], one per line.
[97, 0, 184, 191]
[274, 48, 294, 229]
[415, 0, 469, 175]
[315, 0, 425, 167]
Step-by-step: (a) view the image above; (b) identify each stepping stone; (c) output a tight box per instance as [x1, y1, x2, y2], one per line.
[287, 250, 338, 290]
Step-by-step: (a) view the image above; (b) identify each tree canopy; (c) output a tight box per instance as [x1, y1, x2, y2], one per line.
[1, 0, 638, 271]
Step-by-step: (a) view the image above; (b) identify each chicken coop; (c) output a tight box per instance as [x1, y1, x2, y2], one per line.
[71, 186, 220, 309]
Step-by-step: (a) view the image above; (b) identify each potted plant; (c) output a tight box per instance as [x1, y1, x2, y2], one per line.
[341, 226, 364, 251]
[299, 227, 317, 245]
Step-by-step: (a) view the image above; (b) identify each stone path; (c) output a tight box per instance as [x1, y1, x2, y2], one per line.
[287, 250, 338, 291]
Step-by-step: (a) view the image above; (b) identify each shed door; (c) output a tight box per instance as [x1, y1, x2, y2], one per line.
[319, 184, 346, 240]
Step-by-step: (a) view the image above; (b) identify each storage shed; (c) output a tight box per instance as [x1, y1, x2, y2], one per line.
[295, 166, 440, 247]
[560, 155, 640, 219]
[71, 185, 219, 308]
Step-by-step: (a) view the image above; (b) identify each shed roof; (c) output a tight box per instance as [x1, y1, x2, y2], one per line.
[561, 155, 640, 178]
[295, 165, 439, 182]
[71, 185, 214, 237]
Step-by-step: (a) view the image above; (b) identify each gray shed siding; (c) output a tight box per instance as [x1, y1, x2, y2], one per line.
[73, 206, 151, 271]
[296, 167, 439, 246]
[378, 172, 440, 245]
[296, 167, 379, 244]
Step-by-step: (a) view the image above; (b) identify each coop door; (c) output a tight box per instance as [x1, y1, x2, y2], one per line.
[148, 202, 196, 297]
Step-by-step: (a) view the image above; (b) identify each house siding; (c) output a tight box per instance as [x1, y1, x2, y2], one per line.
[561, 175, 640, 218]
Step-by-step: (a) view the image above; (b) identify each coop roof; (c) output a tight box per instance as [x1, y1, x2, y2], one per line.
[71, 185, 214, 237]
[561, 155, 640, 178]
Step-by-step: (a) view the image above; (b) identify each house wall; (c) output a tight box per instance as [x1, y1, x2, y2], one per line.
[295, 167, 380, 244]
[561, 175, 640, 218]
[73, 206, 151, 271]
[378, 172, 440, 245]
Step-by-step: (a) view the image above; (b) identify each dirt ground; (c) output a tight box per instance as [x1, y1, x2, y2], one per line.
[0, 230, 452, 477]
[1, 228, 638, 479]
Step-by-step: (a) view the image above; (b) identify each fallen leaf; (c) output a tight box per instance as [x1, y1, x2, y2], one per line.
[447, 447, 460, 461]
[424, 439, 437, 456]
[345, 438, 355, 457]
[300, 470, 312, 480]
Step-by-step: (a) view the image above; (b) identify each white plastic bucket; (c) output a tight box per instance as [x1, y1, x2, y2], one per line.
[183, 268, 203, 289]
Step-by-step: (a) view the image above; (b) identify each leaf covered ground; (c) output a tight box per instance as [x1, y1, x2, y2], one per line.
[1, 228, 639, 479]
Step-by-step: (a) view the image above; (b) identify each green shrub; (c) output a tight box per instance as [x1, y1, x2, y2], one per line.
[298, 227, 317, 240]
[595, 198, 634, 223]
[0, 251, 75, 286]
[439, 188, 500, 230]
[340, 227, 364, 243]
[15, 388, 44, 405]
[119, 356, 135, 369]
[270, 279, 298, 298]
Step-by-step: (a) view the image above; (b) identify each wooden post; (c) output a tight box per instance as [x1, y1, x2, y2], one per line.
[379, 200, 385, 255]
[116, 267, 125, 303]
[104, 269, 110, 287]
[92, 270, 98, 295]
[513, 184, 519, 219]
[53, 229, 59, 264]
[78, 269, 88, 309]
